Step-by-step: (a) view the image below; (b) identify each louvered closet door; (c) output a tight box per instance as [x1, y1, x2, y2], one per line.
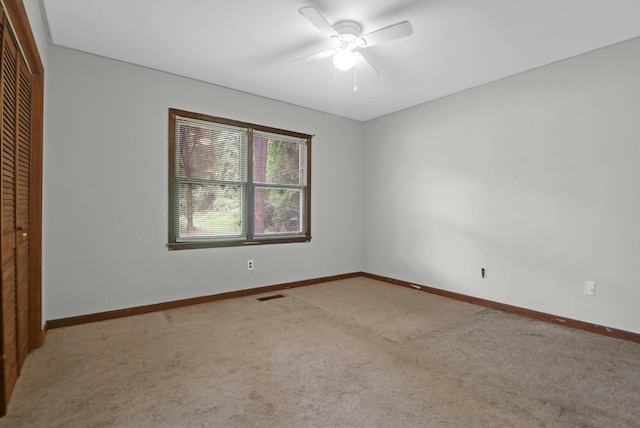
[0, 16, 31, 409]
[0, 22, 19, 404]
[15, 45, 31, 371]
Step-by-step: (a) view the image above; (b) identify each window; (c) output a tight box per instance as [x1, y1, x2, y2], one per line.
[168, 109, 312, 249]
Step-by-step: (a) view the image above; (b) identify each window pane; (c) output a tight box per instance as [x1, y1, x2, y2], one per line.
[169, 109, 311, 249]
[254, 187, 302, 235]
[253, 136, 301, 185]
[177, 182, 243, 239]
[177, 123, 244, 182]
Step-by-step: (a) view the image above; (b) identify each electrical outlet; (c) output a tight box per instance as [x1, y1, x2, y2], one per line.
[481, 267, 487, 279]
[584, 280, 596, 296]
[247, 259, 254, 271]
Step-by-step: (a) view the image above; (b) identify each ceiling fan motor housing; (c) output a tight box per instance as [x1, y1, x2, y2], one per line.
[331, 20, 364, 47]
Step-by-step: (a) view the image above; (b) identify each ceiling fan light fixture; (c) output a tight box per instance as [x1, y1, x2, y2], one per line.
[297, 7, 412, 77]
[333, 48, 357, 71]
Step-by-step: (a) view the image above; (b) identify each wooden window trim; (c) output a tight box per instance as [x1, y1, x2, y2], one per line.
[168, 108, 312, 250]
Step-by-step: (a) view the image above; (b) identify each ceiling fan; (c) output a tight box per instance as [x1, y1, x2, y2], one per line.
[294, 6, 413, 74]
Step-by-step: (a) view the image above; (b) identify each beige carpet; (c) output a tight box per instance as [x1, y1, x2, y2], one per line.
[2, 277, 639, 427]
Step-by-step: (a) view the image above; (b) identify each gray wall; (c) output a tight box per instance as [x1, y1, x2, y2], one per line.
[364, 37, 640, 334]
[44, 45, 364, 320]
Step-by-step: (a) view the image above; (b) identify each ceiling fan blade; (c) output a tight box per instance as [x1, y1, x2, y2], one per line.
[291, 49, 335, 65]
[360, 21, 413, 47]
[356, 53, 379, 74]
[299, 6, 339, 38]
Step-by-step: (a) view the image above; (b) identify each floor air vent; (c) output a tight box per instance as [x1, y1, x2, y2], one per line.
[257, 294, 285, 302]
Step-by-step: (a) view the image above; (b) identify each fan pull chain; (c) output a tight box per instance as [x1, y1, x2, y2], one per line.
[353, 66, 358, 91]
[333, 64, 336, 84]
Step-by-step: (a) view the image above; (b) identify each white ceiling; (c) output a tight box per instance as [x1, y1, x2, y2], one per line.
[42, 0, 640, 122]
